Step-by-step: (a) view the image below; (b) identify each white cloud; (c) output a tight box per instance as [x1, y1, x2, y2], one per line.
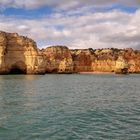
[0, 8, 140, 49]
[0, 0, 140, 10]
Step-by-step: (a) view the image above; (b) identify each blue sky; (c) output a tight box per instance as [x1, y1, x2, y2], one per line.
[2, 4, 138, 17]
[2, 7, 53, 18]
[0, 0, 140, 49]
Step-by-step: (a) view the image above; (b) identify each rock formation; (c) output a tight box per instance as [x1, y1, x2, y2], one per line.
[0, 31, 45, 74]
[0, 31, 140, 74]
[70, 48, 140, 74]
[115, 56, 128, 74]
[123, 48, 140, 73]
[41, 46, 73, 73]
[70, 49, 95, 72]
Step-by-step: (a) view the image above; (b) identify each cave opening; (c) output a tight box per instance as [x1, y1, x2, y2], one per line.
[9, 67, 26, 74]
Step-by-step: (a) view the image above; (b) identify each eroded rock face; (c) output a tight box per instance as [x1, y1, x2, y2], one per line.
[0, 31, 140, 74]
[70, 48, 140, 74]
[92, 49, 118, 72]
[115, 56, 128, 74]
[41, 46, 73, 73]
[71, 48, 118, 73]
[0, 31, 45, 74]
[70, 49, 96, 72]
[123, 48, 140, 73]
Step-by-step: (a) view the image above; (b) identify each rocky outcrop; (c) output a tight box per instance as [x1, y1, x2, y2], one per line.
[0, 31, 45, 74]
[91, 49, 117, 72]
[71, 48, 118, 73]
[115, 56, 128, 74]
[123, 48, 140, 73]
[70, 48, 140, 74]
[70, 49, 96, 72]
[0, 31, 140, 74]
[41, 46, 73, 73]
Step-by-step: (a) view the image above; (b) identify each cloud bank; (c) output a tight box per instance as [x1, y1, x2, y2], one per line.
[0, 1, 140, 49]
[0, 0, 140, 10]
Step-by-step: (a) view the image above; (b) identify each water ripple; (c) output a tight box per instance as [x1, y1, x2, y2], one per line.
[0, 74, 140, 139]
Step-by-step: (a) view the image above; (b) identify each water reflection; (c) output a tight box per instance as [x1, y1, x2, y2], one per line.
[0, 75, 43, 81]
[0, 75, 44, 131]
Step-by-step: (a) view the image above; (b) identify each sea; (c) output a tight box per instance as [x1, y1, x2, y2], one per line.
[0, 74, 140, 140]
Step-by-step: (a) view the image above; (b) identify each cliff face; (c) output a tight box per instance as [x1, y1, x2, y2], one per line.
[70, 48, 140, 73]
[91, 49, 117, 72]
[115, 56, 128, 74]
[122, 48, 140, 73]
[0, 31, 45, 74]
[70, 49, 96, 72]
[71, 48, 120, 73]
[0, 31, 140, 74]
[41, 46, 73, 73]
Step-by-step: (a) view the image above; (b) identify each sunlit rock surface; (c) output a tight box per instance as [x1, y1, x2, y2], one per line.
[41, 46, 73, 73]
[0, 31, 140, 74]
[71, 48, 140, 74]
[0, 31, 45, 74]
[115, 56, 128, 74]
[70, 49, 96, 72]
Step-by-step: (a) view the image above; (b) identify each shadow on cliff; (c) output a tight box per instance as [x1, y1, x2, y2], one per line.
[8, 61, 27, 74]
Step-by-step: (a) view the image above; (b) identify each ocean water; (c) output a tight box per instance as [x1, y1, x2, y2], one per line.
[0, 74, 140, 140]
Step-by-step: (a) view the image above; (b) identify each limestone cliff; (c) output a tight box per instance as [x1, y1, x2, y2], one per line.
[122, 48, 140, 73]
[70, 48, 117, 73]
[0, 31, 140, 74]
[115, 56, 128, 74]
[70, 49, 96, 72]
[70, 48, 140, 74]
[41, 46, 73, 73]
[0, 31, 45, 74]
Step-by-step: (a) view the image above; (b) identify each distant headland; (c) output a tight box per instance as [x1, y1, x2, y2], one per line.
[0, 31, 139, 74]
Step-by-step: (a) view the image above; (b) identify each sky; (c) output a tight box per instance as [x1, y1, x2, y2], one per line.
[0, 0, 140, 49]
